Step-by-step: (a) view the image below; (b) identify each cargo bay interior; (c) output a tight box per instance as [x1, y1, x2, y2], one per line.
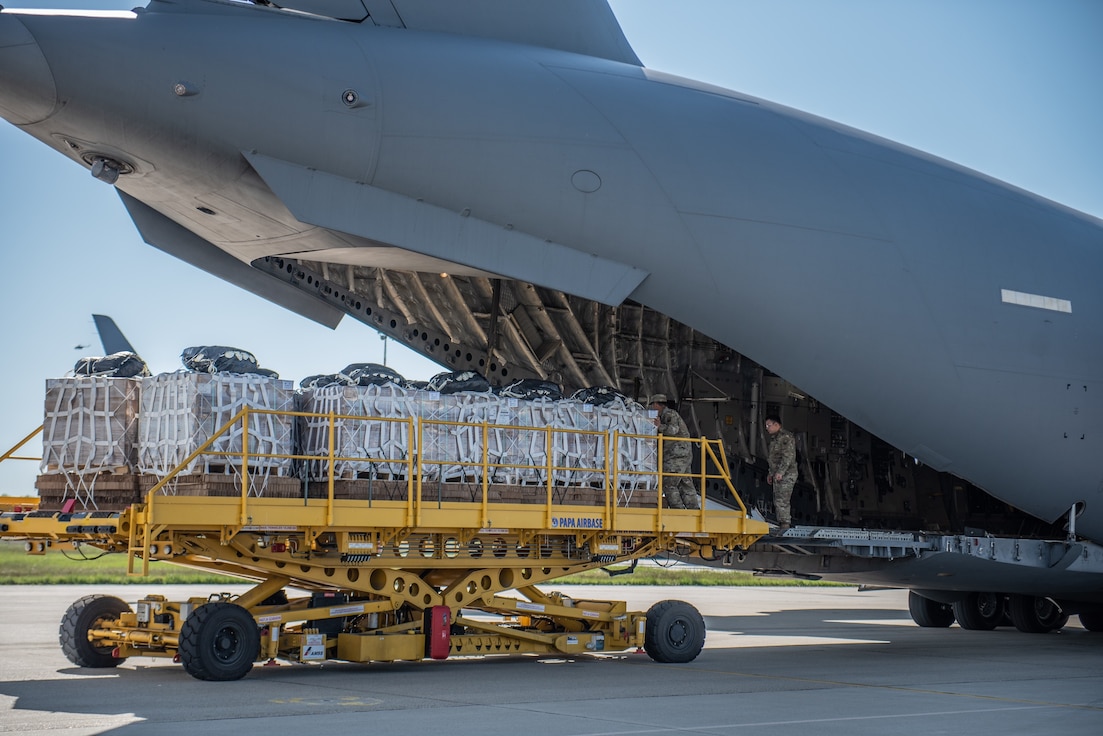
[259, 255, 1063, 539]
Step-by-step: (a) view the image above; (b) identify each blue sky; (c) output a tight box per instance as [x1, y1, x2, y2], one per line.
[1, 0, 1100, 495]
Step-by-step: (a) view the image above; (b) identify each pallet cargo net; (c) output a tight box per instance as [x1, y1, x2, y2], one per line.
[297, 386, 658, 489]
[137, 373, 295, 487]
[36, 376, 142, 510]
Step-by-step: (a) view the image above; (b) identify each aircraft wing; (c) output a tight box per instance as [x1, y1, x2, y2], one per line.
[262, 0, 642, 66]
[118, 191, 345, 329]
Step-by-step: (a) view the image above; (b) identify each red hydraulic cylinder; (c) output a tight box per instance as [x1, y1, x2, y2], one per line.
[425, 606, 451, 660]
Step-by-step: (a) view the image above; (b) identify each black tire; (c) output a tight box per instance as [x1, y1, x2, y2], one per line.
[644, 600, 705, 663]
[952, 592, 1004, 630]
[59, 594, 131, 668]
[1007, 594, 1068, 633]
[1078, 611, 1103, 631]
[178, 602, 260, 681]
[908, 591, 955, 628]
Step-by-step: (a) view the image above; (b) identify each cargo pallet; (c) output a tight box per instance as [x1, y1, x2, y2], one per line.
[2, 407, 767, 680]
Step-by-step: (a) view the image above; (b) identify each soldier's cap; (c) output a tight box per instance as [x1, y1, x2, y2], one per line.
[648, 394, 668, 405]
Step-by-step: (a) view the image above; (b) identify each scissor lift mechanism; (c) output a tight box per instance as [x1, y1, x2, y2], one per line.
[2, 408, 767, 680]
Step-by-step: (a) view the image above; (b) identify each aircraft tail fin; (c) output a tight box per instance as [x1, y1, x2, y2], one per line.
[92, 314, 137, 356]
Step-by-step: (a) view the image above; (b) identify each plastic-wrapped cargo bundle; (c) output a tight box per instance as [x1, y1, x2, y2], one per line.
[414, 390, 494, 481]
[549, 399, 606, 487]
[41, 377, 141, 474]
[594, 398, 658, 491]
[138, 372, 295, 478]
[484, 396, 559, 485]
[36, 377, 142, 510]
[297, 383, 414, 479]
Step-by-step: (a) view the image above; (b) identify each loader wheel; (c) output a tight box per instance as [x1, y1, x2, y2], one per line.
[1007, 594, 1068, 633]
[178, 602, 260, 681]
[59, 594, 131, 668]
[952, 592, 1003, 630]
[908, 591, 955, 628]
[644, 600, 705, 663]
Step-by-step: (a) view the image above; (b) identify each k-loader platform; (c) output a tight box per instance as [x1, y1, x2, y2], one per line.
[1, 407, 767, 680]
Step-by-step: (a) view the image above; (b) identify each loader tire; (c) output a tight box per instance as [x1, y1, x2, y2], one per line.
[59, 594, 131, 668]
[178, 602, 260, 681]
[644, 600, 705, 663]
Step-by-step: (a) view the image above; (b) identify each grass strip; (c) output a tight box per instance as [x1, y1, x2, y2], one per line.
[0, 541, 238, 585]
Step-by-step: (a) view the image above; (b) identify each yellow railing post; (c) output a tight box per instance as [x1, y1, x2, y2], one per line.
[545, 427, 553, 522]
[414, 417, 423, 528]
[126, 505, 139, 575]
[611, 430, 621, 523]
[327, 409, 336, 527]
[698, 436, 707, 526]
[606, 429, 614, 530]
[405, 416, 415, 518]
[240, 405, 251, 525]
[656, 434, 664, 532]
[481, 422, 490, 528]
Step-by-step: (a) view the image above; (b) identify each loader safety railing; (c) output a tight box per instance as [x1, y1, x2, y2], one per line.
[0, 426, 43, 509]
[0, 424, 43, 466]
[139, 406, 749, 532]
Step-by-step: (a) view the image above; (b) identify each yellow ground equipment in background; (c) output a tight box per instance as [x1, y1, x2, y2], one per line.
[2, 408, 766, 680]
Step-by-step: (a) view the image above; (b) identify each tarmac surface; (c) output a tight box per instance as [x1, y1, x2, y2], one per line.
[1, 584, 1101, 735]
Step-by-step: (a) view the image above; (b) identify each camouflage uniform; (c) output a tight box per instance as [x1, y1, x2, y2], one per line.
[657, 406, 700, 510]
[767, 428, 797, 524]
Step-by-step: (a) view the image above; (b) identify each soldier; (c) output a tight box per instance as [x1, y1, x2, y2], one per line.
[648, 394, 700, 510]
[765, 414, 797, 530]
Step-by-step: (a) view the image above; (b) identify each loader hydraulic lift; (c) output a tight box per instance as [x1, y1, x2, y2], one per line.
[2, 408, 767, 680]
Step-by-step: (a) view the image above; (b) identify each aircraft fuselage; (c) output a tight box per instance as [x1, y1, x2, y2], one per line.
[2, 3, 1101, 539]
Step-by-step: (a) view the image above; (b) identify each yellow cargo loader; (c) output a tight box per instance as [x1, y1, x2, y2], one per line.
[1, 408, 767, 680]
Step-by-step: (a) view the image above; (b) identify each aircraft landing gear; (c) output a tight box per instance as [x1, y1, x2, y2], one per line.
[1006, 595, 1068, 633]
[908, 591, 955, 628]
[952, 592, 1004, 630]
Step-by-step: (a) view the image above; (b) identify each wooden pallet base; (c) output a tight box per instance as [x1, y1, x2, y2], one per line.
[35, 473, 141, 510]
[32, 474, 662, 509]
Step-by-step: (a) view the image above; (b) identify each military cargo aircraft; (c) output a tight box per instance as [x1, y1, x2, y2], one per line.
[2, 0, 1102, 630]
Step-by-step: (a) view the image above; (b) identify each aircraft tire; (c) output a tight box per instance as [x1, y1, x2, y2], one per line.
[907, 591, 954, 627]
[178, 602, 260, 681]
[59, 594, 131, 668]
[1078, 611, 1103, 631]
[952, 592, 1003, 630]
[1006, 594, 1068, 633]
[644, 600, 705, 663]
